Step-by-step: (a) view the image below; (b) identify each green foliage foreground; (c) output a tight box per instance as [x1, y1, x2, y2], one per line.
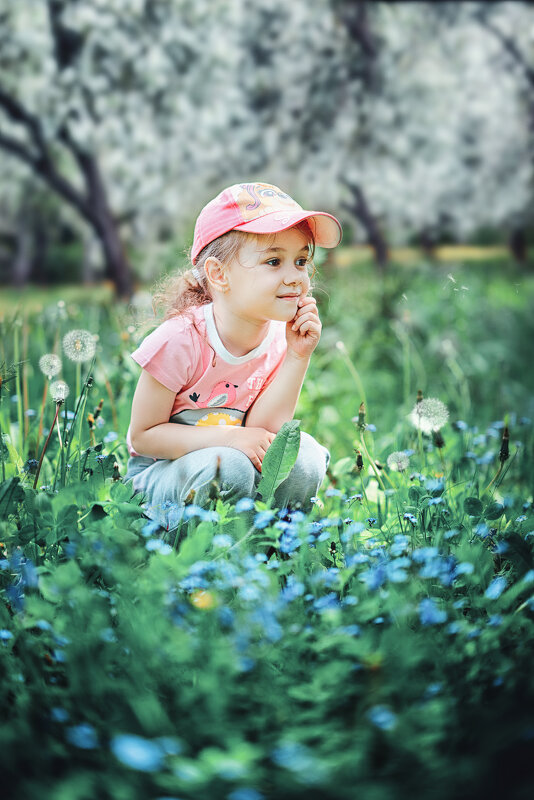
[1, 256, 534, 799]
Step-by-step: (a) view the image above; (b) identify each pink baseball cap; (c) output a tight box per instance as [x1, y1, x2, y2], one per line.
[191, 181, 342, 263]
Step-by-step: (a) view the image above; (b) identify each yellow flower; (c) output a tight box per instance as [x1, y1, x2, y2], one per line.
[190, 590, 217, 610]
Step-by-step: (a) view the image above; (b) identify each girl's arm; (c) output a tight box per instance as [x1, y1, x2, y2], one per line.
[129, 370, 275, 471]
[245, 295, 321, 432]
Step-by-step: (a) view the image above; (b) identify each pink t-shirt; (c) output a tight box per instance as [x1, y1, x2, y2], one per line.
[126, 303, 287, 456]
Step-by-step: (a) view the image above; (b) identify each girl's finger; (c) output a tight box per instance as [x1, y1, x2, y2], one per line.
[296, 320, 320, 336]
[292, 312, 320, 331]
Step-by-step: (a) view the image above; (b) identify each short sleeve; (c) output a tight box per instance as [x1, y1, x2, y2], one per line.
[131, 318, 200, 393]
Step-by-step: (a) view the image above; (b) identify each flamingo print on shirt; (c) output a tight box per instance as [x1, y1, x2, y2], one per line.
[189, 381, 239, 408]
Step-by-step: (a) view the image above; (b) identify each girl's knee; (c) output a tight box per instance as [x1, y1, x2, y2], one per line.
[294, 432, 330, 480]
[215, 447, 257, 499]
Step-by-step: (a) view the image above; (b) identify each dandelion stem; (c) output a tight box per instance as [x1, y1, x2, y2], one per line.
[337, 344, 367, 411]
[13, 325, 24, 455]
[22, 322, 30, 442]
[56, 413, 63, 449]
[33, 402, 61, 490]
[36, 380, 48, 458]
[0, 417, 5, 483]
[357, 436, 387, 494]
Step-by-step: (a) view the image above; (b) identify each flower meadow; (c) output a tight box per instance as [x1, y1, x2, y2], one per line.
[1, 256, 534, 800]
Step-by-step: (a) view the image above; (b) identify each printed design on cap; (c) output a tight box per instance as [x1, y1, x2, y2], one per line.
[231, 183, 302, 222]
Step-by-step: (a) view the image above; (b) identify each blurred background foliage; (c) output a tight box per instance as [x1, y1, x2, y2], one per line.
[0, 0, 533, 296]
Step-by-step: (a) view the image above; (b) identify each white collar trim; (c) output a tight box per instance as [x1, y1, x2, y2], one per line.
[203, 303, 279, 365]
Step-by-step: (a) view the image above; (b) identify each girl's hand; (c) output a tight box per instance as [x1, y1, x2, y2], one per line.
[285, 294, 322, 359]
[227, 426, 275, 472]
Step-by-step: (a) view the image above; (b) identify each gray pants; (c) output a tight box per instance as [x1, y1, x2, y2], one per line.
[125, 431, 329, 531]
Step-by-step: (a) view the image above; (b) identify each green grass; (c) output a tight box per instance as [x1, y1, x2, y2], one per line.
[0, 253, 533, 799]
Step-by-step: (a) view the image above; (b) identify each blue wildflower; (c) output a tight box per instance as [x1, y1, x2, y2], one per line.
[485, 576, 507, 600]
[447, 621, 462, 635]
[360, 564, 387, 590]
[227, 789, 265, 800]
[50, 707, 69, 723]
[182, 504, 205, 520]
[280, 576, 305, 603]
[212, 534, 233, 548]
[0, 629, 13, 642]
[313, 592, 340, 613]
[475, 523, 490, 539]
[271, 741, 316, 772]
[325, 488, 343, 498]
[218, 606, 235, 629]
[455, 561, 474, 576]
[66, 723, 99, 749]
[412, 547, 439, 563]
[145, 539, 172, 555]
[419, 597, 447, 625]
[346, 552, 370, 566]
[336, 624, 361, 636]
[279, 531, 300, 554]
[367, 705, 397, 731]
[366, 517, 377, 528]
[110, 733, 165, 772]
[254, 510, 275, 529]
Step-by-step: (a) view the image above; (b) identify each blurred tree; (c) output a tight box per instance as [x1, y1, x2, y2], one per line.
[230, 1, 532, 263]
[0, 0, 235, 296]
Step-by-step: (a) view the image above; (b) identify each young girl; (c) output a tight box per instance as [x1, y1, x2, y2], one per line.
[125, 182, 342, 533]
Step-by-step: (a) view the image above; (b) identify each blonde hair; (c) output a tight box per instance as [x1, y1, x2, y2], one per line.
[152, 221, 316, 321]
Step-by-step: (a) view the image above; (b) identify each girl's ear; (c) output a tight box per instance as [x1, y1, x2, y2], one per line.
[204, 256, 229, 294]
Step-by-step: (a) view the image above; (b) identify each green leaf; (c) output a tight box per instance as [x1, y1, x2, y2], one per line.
[484, 501, 505, 520]
[256, 420, 301, 502]
[0, 477, 25, 517]
[464, 497, 483, 516]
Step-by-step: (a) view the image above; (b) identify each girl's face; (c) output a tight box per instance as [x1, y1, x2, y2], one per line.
[220, 227, 312, 324]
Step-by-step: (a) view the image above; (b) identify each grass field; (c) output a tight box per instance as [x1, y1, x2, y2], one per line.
[0, 251, 533, 799]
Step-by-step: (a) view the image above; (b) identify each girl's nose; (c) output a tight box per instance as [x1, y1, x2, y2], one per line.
[283, 267, 304, 285]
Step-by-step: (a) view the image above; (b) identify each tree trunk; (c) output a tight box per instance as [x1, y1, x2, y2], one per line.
[508, 227, 528, 265]
[341, 180, 389, 275]
[76, 148, 135, 299]
[12, 210, 34, 288]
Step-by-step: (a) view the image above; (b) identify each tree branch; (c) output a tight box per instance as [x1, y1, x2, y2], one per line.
[476, 11, 534, 92]
[0, 87, 92, 219]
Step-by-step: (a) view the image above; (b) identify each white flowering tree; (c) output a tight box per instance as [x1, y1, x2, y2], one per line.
[0, 0, 238, 296]
[230, 1, 533, 264]
[1, 0, 531, 292]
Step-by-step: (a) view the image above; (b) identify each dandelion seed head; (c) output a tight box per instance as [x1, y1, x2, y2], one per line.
[386, 451, 410, 472]
[63, 329, 96, 363]
[39, 353, 62, 379]
[50, 380, 70, 403]
[410, 397, 449, 434]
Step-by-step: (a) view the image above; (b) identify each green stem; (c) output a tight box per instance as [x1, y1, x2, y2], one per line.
[357, 435, 387, 494]
[13, 326, 24, 455]
[33, 403, 61, 490]
[337, 343, 367, 411]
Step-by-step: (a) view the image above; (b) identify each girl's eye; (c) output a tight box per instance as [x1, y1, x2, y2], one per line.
[265, 257, 309, 268]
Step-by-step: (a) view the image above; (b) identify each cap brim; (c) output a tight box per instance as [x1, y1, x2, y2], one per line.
[233, 210, 342, 249]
